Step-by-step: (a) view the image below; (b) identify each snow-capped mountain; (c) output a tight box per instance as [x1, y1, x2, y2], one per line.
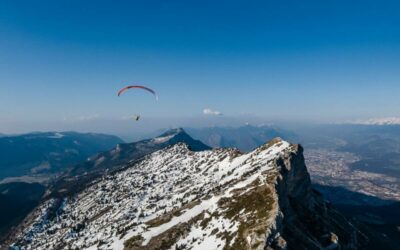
[68, 128, 210, 175]
[8, 137, 370, 249]
[51, 128, 210, 197]
[344, 117, 400, 125]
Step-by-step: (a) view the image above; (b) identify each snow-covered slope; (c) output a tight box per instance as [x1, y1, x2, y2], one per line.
[51, 128, 210, 197]
[10, 138, 369, 250]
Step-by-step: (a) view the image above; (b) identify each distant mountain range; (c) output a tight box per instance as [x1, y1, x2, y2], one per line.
[344, 117, 400, 125]
[0, 132, 123, 181]
[185, 125, 296, 151]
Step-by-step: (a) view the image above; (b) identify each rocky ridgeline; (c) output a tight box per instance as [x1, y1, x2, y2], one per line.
[10, 138, 368, 250]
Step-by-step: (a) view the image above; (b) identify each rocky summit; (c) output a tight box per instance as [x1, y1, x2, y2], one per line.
[10, 138, 368, 250]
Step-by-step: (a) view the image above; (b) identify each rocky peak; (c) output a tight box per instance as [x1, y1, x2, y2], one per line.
[153, 128, 211, 152]
[158, 128, 185, 137]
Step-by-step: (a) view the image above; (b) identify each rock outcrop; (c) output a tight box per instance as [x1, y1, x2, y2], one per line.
[270, 144, 368, 249]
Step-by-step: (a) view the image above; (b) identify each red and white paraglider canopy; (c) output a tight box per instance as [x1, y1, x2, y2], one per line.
[117, 85, 158, 100]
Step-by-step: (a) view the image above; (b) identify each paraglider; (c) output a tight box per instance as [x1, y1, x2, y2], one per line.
[117, 85, 158, 100]
[117, 85, 157, 121]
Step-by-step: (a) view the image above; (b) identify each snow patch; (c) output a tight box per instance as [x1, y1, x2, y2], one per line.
[153, 134, 175, 143]
[48, 132, 65, 139]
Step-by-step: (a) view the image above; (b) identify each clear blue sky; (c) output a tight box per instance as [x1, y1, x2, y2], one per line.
[1, 0, 400, 135]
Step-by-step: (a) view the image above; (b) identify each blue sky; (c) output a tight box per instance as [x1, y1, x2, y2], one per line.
[1, 0, 400, 135]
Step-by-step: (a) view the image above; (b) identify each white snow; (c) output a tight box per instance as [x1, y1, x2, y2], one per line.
[343, 117, 400, 125]
[152, 134, 175, 143]
[141, 196, 219, 245]
[48, 132, 65, 139]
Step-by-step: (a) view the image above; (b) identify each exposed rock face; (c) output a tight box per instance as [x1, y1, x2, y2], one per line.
[271, 145, 368, 249]
[8, 138, 368, 250]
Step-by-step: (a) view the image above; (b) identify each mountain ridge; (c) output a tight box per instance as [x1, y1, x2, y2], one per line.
[50, 128, 211, 197]
[7, 136, 383, 249]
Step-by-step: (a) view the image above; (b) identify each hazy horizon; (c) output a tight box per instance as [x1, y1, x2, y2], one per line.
[1, 1, 399, 135]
